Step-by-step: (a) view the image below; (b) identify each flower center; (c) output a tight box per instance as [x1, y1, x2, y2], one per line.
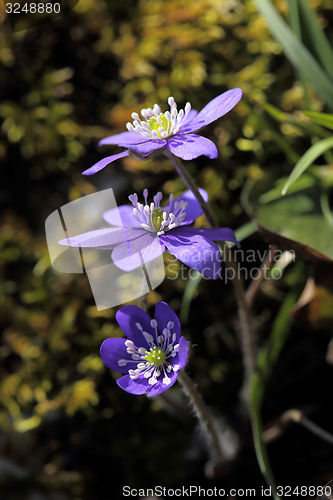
[117, 319, 181, 387]
[128, 189, 187, 236]
[126, 97, 191, 139]
[144, 347, 166, 366]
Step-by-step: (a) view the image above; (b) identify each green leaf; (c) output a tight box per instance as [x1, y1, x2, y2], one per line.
[320, 190, 333, 229]
[260, 174, 315, 204]
[304, 111, 333, 131]
[296, 0, 333, 82]
[253, 0, 333, 110]
[246, 103, 300, 163]
[287, 0, 311, 108]
[250, 293, 297, 500]
[261, 102, 330, 139]
[242, 174, 333, 262]
[282, 137, 333, 195]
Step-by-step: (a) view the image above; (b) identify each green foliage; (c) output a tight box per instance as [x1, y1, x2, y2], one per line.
[243, 174, 333, 261]
[253, 0, 333, 109]
[1, 0, 333, 496]
[282, 137, 333, 194]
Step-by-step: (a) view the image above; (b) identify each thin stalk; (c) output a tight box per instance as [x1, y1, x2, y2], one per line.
[282, 409, 333, 446]
[177, 370, 224, 460]
[245, 245, 278, 305]
[163, 150, 217, 227]
[224, 246, 256, 399]
[164, 150, 256, 403]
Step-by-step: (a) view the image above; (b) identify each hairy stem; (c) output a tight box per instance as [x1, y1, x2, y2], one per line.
[178, 370, 224, 460]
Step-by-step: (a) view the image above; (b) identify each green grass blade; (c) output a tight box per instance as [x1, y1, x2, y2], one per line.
[244, 102, 301, 163]
[297, 0, 333, 82]
[287, 0, 301, 39]
[253, 0, 333, 110]
[304, 111, 333, 131]
[250, 293, 297, 500]
[287, 0, 311, 107]
[282, 137, 333, 195]
[262, 102, 330, 138]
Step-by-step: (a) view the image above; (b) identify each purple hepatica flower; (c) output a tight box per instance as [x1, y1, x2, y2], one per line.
[59, 189, 240, 279]
[100, 302, 189, 396]
[82, 88, 243, 175]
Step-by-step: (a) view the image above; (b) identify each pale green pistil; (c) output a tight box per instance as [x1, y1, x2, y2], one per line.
[144, 347, 166, 366]
[147, 114, 170, 137]
[152, 208, 164, 231]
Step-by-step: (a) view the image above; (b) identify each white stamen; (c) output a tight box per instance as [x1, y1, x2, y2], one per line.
[143, 332, 154, 343]
[127, 97, 191, 140]
[163, 376, 171, 385]
[129, 369, 139, 379]
[128, 189, 188, 235]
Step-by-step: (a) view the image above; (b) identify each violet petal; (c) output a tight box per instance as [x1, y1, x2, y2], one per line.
[117, 374, 150, 395]
[99, 131, 148, 147]
[112, 232, 165, 272]
[164, 188, 209, 225]
[160, 228, 222, 279]
[103, 205, 141, 228]
[181, 109, 198, 126]
[124, 139, 167, 156]
[82, 151, 129, 175]
[100, 338, 134, 373]
[58, 227, 143, 249]
[179, 88, 243, 134]
[146, 371, 179, 397]
[116, 305, 155, 347]
[154, 302, 181, 342]
[165, 134, 218, 160]
[182, 227, 240, 247]
[171, 336, 190, 371]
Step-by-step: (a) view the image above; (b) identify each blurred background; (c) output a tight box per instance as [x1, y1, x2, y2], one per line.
[1, 0, 333, 498]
